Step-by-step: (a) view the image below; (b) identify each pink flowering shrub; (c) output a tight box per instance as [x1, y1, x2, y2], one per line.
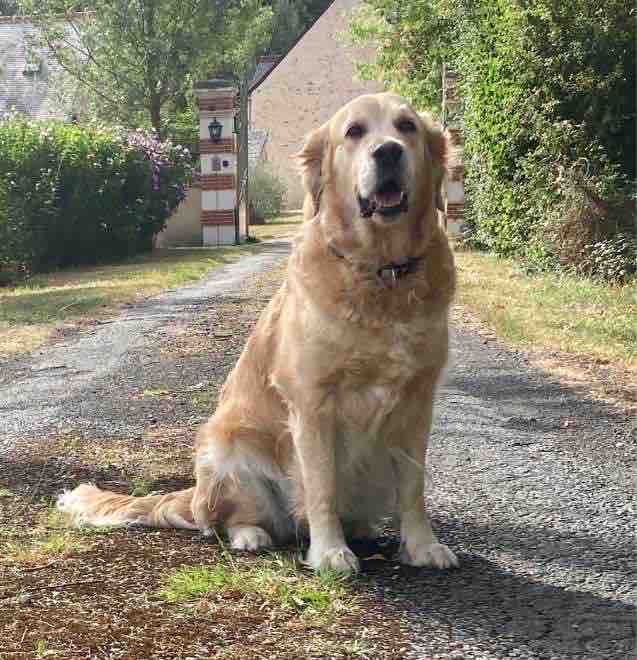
[0, 115, 192, 275]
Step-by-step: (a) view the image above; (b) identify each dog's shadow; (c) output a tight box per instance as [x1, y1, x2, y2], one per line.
[350, 522, 635, 659]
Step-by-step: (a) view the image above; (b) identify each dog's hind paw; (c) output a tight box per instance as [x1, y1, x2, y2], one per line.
[304, 545, 360, 573]
[228, 525, 273, 551]
[399, 542, 459, 569]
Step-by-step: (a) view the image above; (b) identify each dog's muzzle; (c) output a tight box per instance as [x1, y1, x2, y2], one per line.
[358, 140, 408, 220]
[358, 184, 408, 219]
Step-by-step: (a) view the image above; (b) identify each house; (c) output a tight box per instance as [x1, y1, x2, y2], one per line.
[249, 0, 382, 208]
[0, 15, 80, 119]
[183, 1, 380, 247]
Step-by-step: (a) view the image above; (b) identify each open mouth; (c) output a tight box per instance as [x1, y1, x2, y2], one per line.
[358, 180, 408, 219]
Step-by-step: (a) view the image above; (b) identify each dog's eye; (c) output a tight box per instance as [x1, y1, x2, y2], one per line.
[345, 123, 366, 139]
[396, 119, 417, 133]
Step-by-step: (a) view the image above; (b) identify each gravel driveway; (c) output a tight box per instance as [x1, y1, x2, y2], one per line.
[1, 239, 634, 659]
[391, 322, 636, 659]
[0, 242, 289, 451]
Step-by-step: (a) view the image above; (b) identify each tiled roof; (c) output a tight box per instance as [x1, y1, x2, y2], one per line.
[0, 18, 75, 119]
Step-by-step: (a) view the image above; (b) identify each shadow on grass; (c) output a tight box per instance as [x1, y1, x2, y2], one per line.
[0, 241, 287, 329]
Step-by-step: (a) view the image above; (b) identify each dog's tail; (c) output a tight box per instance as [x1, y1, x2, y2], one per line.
[57, 483, 198, 530]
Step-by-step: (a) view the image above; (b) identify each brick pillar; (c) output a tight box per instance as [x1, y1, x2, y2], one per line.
[442, 65, 464, 236]
[194, 79, 239, 246]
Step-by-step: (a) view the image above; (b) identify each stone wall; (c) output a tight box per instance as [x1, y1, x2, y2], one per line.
[250, 0, 382, 208]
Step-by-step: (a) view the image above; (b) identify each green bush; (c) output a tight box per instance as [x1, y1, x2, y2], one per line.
[458, 0, 635, 276]
[0, 116, 192, 275]
[250, 163, 286, 219]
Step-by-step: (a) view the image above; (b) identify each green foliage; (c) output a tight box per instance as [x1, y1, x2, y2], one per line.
[0, 0, 20, 14]
[21, 0, 274, 135]
[250, 163, 286, 219]
[577, 234, 637, 283]
[0, 115, 192, 274]
[350, 0, 636, 281]
[458, 0, 635, 278]
[159, 78, 202, 165]
[268, 0, 333, 55]
[349, 0, 463, 113]
[158, 555, 353, 618]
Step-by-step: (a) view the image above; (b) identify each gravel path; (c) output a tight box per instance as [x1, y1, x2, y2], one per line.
[1, 239, 634, 659]
[0, 242, 289, 451]
[387, 324, 636, 659]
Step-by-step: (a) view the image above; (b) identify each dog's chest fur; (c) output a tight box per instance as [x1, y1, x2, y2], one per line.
[334, 315, 443, 416]
[322, 319, 443, 522]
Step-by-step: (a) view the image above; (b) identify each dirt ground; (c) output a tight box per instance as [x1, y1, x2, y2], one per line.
[0, 251, 407, 659]
[1, 241, 635, 659]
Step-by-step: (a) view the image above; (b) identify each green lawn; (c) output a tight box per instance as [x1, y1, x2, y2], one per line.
[455, 249, 637, 371]
[249, 215, 303, 241]
[0, 246, 258, 357]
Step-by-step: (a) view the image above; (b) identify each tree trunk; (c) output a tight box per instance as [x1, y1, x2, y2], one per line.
[150, 96, 162, 139]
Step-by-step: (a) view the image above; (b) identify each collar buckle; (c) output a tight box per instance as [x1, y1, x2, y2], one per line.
[378, 262, 410, 287]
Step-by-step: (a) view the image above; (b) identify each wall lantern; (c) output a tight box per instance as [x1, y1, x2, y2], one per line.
[208, 117, 223, 142]
[233, 113, 240, 135]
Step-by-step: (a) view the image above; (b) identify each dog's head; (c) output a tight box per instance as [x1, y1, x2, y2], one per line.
[298, 93, 446, 226]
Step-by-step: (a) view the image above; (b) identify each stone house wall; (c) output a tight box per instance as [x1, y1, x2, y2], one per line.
[250, 0, 382, 208]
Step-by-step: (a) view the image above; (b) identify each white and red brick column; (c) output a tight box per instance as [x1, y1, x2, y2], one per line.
[442, 66, 464, 236]
[194, 80, 238, 246]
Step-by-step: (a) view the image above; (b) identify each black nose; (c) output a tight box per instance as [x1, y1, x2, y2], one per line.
[372, 141, 404, 168]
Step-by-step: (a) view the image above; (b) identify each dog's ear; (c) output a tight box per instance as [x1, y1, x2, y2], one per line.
[296, 123, 328, 212]
[420, 113, 448, 212]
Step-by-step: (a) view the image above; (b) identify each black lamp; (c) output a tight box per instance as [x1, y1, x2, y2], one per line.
[208, 117, 223, 142]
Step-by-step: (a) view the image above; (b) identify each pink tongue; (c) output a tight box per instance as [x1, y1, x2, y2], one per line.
[375, 190, 402, 207]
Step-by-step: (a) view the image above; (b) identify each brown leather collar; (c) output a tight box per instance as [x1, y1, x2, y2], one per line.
[328, 242, 424, 288]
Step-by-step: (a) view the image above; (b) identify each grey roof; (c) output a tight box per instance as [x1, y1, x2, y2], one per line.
[0, 18, 74, 119]
[248, 128, 268, 169]
[249, 59, 278, 92]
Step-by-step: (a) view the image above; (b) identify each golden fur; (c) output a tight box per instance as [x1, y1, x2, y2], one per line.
[58, 93, 458, 572]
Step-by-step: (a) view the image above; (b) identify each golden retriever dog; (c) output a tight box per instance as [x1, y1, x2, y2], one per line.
[58, 92, 458, 573]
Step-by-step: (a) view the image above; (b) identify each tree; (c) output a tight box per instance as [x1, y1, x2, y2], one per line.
[21, 0, 274, 136]
[267, 0, 333, 55]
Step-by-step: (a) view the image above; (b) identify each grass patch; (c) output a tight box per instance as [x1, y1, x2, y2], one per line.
[130, 477, 153, 497]
[250, 216, 303, 241]
[455, 249, 637, 370]
[263, 213, 303, 224]
[0, 245, 258, 358]
[4, 533, 85, 564]
[192, 388, 216, 410]
[0, 487, 15, 498]
[142, 387, 171, 397]
[34, 640, 49, 658]
[158, 554, 354, 619]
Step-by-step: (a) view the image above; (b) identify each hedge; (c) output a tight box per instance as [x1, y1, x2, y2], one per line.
[250, 162, 287, 220]
[0, 116, 192, 275]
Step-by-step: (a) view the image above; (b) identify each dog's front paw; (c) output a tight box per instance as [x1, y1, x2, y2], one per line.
[399, 542, 459, 569]
[305, 544, 360, 573]
[228, 525, 273, 551]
